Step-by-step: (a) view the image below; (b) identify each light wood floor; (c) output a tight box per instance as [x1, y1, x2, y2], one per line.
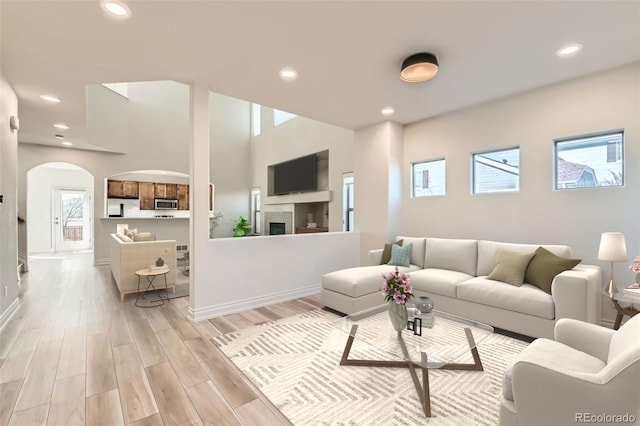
[0, 253, 323, 426]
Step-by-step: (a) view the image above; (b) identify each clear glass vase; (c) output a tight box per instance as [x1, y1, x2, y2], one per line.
[388, 302, 408, 332]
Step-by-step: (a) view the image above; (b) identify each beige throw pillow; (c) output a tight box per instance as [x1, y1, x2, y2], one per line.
[124, 228, 138, 239]
[488, 248, 536, 286]
[380, 240, 403, 264]
[132, 232, 156, 242]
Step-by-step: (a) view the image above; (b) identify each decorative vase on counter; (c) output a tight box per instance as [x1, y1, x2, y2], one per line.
[388, 302, 408, 332]
[416, 296, 434, 314]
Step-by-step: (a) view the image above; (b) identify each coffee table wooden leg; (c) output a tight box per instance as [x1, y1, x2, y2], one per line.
[421, 352, 431, 417]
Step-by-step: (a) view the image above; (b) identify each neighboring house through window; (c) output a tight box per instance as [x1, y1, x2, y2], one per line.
[472, 147, 520, 194]
[412, 159, 445, 197]
[343, 173, 354, 232]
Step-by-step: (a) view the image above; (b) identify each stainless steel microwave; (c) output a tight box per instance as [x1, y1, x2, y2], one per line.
[155, 199, 178, 210]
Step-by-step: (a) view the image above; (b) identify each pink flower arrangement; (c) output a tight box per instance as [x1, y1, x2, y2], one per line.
[629, 255, 640, 273]
[381, 266, 414, 305]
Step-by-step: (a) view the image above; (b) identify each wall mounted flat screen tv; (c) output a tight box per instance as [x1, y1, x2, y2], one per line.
[273, 154, 317, 195]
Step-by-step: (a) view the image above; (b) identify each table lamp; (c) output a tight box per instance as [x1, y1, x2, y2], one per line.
[598, 232, 627, 298]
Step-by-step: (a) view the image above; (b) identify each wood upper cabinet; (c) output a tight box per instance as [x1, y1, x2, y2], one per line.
[154, 183, 178, 199]
[107, 180, 138, 198]
[177, 184, 189, 210]
[138, 182, 155, 210]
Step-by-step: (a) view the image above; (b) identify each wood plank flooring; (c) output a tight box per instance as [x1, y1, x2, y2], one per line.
[1, 253, 322, 425]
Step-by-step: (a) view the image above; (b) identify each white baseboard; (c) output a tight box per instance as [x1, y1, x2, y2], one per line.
[94, 258, 110, 266]
[0, 298, 21, 333]
[188, 285, 321, 322]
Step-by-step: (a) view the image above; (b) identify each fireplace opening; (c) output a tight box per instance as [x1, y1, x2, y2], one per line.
[269, 222, 286, 235]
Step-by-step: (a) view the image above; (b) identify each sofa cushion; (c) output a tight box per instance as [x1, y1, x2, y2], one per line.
[488, 248, 535, 286]
[477, 240, 572, 277]
[396, 236, 426, 268]
[424, 238, 478, 276]
[410, 268, 474, 298]
[115, 232, 133, 243]
[524, 247, 581, 294]
[322, 264, 421, 298]
[388, 243, 412, 267]
[124, 228, 138, 239]
[457, 277, 555, 319]
[133, 232, 156, 242]
[503, 337, 606, 401]
[380, 240, 403, 264]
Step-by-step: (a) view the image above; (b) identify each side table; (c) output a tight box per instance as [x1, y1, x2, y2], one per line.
[135, 267, 170, 307]
[610, 293, 639, 330]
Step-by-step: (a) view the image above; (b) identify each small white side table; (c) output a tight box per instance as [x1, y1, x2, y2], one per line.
[135, 267, 170, 307]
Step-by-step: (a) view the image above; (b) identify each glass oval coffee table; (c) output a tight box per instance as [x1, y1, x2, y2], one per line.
[332, 304, 494, 417]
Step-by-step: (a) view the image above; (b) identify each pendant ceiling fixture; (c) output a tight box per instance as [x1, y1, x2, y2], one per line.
[400, 52, 439, 83]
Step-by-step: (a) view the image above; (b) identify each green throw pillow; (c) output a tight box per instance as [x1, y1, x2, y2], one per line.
[524, 247, 581, 294]
[380, 240, 403, 264]
[388, 243, 413, 267]
[488, 248, 536, 286]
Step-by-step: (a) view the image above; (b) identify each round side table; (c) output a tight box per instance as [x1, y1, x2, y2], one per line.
[135, 267, 170, 307]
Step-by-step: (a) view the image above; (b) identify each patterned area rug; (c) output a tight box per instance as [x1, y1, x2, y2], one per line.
[212, 309, 529, 425]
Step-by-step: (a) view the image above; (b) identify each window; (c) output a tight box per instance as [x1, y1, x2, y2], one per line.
[251, 188, 261, 234]
[343, 174, 354, 232]
[472, 147, 520, 194]
[412, 159, 445, 197]
[251, 103, 261, 137]
[554, 130, 623, 190]
[274, 109, 297, 126]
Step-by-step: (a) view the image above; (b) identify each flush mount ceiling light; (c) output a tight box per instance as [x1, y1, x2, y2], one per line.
[556, 43, 583, 57]
[100, 0, 131, 18]
[381, 107, 395, 116]
[53, 123, 70, 130]
[400, 52, 439, 83]
[40, 94, 62, 103]
[279, 67, 298, 81]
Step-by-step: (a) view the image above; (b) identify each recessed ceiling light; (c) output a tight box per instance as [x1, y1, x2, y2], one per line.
[556, 43, 583, 57]
[53, 123, 70, 130]
[279, 67, 298, 81]
[100, 0, 131, 18]
[381, 107, 395, 116]
[55, 134, 64, 139]
[61, 141, 73, 146]
[40, 94, 62, 103]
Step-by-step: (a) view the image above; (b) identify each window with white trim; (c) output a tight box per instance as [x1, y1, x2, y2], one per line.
[251, 103, 261, 137]
[412, 159, 445, 197]
[343, 173, 354, 232]
[554, 130, 624, 189]
[472, 147, 520, 194]
[274, 109, 297, 126]
[251, 187, 261, 234]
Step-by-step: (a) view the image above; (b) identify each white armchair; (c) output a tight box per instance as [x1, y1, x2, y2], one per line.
[500, 314, 640, 426]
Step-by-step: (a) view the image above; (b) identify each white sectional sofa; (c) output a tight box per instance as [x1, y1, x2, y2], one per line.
[321, 236, 602, 338]
[110, 233, 177, 301]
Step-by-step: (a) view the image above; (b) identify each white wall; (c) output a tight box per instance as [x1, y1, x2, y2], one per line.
[251, 107, 354, 232]
[0, 74, 20, 326]
[190, 232, 360, 320]
[209, 92, 251, 238]
[401, 62, 640, 322]
[27, 165, 93, 253]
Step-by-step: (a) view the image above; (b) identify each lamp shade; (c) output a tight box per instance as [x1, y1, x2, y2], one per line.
[598, 232, 627, 262]
[400, 52, 439, 82]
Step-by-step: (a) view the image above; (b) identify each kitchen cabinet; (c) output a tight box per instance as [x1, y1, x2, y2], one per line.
[155, 183, 178, 199]
[108, 180, 138, 199]
[177, 184, 189, 210]
[139, 182, 155, 210]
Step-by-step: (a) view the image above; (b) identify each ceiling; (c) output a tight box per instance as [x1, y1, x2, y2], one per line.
[2, 1, 639, 150]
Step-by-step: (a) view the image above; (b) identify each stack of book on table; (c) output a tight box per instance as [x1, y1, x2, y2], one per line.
[622, 283, 640, 302]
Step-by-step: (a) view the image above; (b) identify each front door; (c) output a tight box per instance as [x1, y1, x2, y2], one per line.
[53, 189, 92, 252]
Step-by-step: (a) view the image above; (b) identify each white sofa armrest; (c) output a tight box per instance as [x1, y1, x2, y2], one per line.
[368, 249, 383, 266]
[554, 318, 615, 362]
[512, 358, 639, 425]
[552, 264, 601, 325]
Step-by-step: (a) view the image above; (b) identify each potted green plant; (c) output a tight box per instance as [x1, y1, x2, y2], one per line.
[232, 216, 252, 237]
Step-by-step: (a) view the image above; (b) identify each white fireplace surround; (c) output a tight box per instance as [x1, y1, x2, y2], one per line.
[264, 211, 293, 235]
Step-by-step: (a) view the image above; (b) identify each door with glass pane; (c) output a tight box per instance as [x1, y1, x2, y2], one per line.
[53, 189, 92, 251]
